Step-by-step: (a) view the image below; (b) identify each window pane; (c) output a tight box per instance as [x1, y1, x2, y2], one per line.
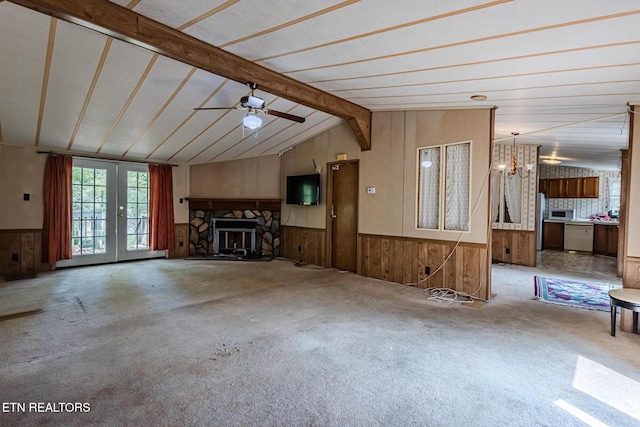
[417, 147, 441, 229]
[444, 142, 470, 231]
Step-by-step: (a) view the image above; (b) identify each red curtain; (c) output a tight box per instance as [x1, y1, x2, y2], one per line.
[42, 154, 73, 264]
[149, 164, 175, 251]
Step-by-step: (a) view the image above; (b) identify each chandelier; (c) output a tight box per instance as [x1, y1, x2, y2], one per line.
[499, 132, 534, 177]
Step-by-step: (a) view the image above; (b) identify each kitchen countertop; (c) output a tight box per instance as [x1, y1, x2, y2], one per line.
[544, 218, 619, 225]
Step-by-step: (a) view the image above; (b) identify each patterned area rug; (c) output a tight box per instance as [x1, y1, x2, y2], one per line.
[534, 276, 622, 311]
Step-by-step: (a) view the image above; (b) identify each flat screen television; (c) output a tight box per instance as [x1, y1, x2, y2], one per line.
[286, 173, 320, 205]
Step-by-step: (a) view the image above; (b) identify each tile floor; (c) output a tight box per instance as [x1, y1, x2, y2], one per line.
[535, 250, 619, 282]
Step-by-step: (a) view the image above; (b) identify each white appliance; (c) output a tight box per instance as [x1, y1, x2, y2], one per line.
[564, 223, 594, 252]
[549, 209, 576, 220]
[536, 193, 546, 251]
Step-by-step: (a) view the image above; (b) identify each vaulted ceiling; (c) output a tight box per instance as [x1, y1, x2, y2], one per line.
[1, 0, 638, 169]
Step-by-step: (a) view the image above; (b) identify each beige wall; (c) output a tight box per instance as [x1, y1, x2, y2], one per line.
[0, 144, 189, 228]
[0, 145, 47, 229]
[189, 155, 280, 199]
[283, 109, 493, 245]
[366, 109, 492, 244]
[280, 122, 361, 228]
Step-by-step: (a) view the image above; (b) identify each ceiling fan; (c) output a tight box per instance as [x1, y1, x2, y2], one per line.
[194, 82, 306, 131]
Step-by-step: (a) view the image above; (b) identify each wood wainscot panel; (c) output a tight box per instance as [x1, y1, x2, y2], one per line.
[359, 234, 490, 300]
[168, 223, 189, 259]
[0, 229, 49, 278]
[281, 225, 326, 267]
[491, 229, 536, 267]
[621, 256, 640, 332]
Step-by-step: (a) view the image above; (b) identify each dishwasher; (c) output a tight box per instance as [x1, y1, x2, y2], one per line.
[564, 223, 594, 252]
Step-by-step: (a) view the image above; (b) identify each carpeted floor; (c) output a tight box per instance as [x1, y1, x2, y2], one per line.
[0, 254, 638, 426]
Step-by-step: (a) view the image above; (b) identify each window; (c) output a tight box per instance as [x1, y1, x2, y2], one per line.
[608, 178, 620, 216]
[71, 166, 108, 255]
[417, 141, 471, 231]
[126, 170, 150, 250]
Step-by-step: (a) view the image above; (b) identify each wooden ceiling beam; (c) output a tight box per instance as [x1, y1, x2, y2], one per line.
[9, 0, 371, 150]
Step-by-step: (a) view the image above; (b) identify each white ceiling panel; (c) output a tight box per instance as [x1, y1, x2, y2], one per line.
[0, 2, 49, 145]
[2, 0, 639, 169]
[98, 55, 196, 157]
[70, 39, 155, 153]
[40, 20, 108, 149]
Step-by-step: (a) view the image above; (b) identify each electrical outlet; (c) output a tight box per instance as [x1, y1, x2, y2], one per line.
[298, 245, 302, 252]
[12, 253, 19, 261]
[425, 266, 430, 275]
[505, 248, 510, 254]
[179, 241, 184, 247]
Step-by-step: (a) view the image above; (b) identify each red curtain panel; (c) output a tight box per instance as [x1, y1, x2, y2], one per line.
[148, 164, 175, 251]
[42, 154, 73, 264]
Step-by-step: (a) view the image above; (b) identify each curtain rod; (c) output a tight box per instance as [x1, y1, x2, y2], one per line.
[36, 150, 179, 167]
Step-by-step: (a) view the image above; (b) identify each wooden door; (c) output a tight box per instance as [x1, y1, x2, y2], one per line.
[330, 161, 358, 271]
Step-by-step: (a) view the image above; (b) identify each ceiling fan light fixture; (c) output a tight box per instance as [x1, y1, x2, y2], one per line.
[246, 95, 265, 109]
[243, 112, 262, 129]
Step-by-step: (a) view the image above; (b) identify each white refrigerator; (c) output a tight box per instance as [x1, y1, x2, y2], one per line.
[536, 193, 546, 251]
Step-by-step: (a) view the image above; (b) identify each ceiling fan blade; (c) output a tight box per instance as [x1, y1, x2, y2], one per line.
[193, 107, 235, 110]
[265, 109, 306, 123]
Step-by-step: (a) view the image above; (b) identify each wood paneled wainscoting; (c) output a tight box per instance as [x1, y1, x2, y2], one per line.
[358, 234, 490, 300]
[168, 223, 189, 259]
[0, 229, 50, 278]
[491, 229, 536, 267]
[621, 256, 640, 332]
[281, 225, 326, 267]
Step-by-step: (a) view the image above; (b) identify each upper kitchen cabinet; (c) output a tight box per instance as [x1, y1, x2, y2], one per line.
[540, 177, 599, 198]
[580, 177, 599, 198]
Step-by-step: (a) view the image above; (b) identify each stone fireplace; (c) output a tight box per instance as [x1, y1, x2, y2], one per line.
[188, 199, 280, 257]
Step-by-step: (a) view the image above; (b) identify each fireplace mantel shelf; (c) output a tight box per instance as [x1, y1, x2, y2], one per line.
[187, 198, 281, 211]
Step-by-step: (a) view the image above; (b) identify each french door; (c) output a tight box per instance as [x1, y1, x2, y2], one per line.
[57, 158, 165, 268]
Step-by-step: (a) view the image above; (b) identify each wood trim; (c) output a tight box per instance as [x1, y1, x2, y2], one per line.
[187, 198, 281, 211]
[491, 229, 536, 267]
[0, 229, 50, 277]
[621, 256, 640, 332]
[168, 223, 189, 259]
[358, 233, 488, 249]
[359, 234, 490, 299]
[9, 0, 372, 151]
[619, 148, 629, 277]
[281, 225, 326, 267]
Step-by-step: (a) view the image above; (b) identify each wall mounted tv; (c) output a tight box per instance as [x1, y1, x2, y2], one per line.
[286, 173, 320, 205]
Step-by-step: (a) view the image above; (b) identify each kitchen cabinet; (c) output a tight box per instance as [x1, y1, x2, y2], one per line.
[540, 177, 599, 198]
[581, 177, 599, 198]
[565, 178, 581, 198]
[545, 179, 566, 198]
[593, 223, 618, 257]
[543, 221, 564, 250]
